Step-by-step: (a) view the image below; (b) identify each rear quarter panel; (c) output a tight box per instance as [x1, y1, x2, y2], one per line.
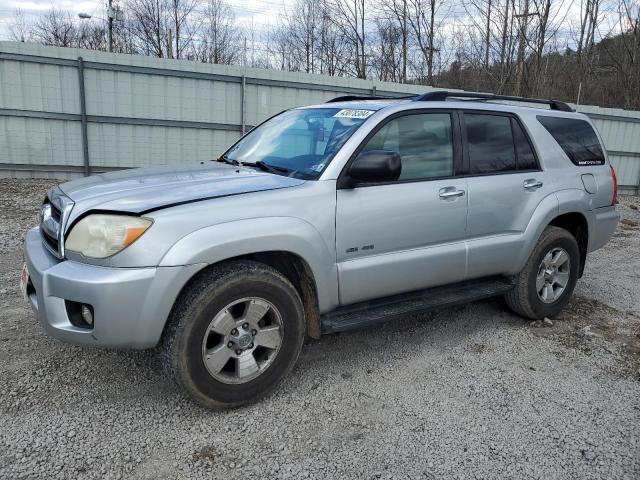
[521, 111, 618, 255]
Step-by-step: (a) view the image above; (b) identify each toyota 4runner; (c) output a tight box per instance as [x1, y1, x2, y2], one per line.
[21, 91, 620, 408]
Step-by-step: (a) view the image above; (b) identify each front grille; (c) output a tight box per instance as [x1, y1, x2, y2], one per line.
[39, 188, 73, 259]
[40, 201, 62, 258]
[41, 225, 60, 254]
[50, 203, 61, 222]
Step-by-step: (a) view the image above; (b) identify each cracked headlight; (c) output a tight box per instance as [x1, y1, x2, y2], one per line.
[65, 214, 152, 259]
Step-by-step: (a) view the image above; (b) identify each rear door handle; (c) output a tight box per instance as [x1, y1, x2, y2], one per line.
[523, 179, 543, 190]
[439, 187, 466, 199]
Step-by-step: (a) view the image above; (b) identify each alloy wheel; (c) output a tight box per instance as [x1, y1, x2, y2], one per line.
[536, 247, 571, 303]
[201, 297, 283, 384]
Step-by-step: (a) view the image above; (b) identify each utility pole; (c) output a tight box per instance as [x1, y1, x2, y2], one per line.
[514, 2, 538, 96]
[402, 0, 407, 83]
[243, 37, 247, 68]
[167, 29, 174, 59]
[107, 0, 114, 52]
[79, 1, 122, 53]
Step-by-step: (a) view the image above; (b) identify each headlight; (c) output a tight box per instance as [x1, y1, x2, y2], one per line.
[65, 214, 152, 259]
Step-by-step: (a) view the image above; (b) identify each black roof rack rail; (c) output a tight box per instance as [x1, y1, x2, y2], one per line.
[326, 94, 413, 103]
[327, 95, 381, 103]
[413, 91, 574, 112]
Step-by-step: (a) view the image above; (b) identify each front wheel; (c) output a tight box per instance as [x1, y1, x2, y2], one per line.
[161, 260, 305, 409]
[505, 226, 580, 320]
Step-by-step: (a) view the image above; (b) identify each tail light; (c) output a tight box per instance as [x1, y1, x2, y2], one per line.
[610, 165, 618, 205]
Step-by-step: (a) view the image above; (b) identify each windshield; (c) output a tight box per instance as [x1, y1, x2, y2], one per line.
[223, 107, 375, 179]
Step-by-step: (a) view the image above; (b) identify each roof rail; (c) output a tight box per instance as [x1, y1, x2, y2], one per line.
[326, 94, 413, 103]
[413, 91, 574, 112]
[327, 95, 383, 103]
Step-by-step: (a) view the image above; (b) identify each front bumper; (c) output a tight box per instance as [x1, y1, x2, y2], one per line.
[24, 227, 204, 349]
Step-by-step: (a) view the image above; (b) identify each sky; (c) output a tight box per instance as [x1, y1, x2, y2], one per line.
[0, 0, 287, 40]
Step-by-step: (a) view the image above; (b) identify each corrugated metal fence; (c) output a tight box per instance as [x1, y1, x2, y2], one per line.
[1, 41, 639, 194]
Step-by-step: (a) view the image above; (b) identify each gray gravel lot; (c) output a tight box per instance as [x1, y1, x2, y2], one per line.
[0, 178, 639, 480]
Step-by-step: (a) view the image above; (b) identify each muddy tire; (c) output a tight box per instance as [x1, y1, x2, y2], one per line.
[160, 260, 305, 409]
[505, 226, 580, 320]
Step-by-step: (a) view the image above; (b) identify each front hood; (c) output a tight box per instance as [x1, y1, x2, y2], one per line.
[58, 163, 305, 221]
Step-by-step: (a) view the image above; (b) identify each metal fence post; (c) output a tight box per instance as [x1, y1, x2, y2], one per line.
[77, 57, 90, 176]
[241, 74, 246, 136]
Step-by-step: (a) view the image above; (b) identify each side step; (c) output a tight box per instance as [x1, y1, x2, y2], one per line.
[320, 276, 515, 334]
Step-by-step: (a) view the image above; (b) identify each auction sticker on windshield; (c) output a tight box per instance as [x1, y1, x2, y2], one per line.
[334, 109, 375, 119]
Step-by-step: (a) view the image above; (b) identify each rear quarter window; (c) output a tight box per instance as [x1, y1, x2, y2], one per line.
[537, 116, 605, 166]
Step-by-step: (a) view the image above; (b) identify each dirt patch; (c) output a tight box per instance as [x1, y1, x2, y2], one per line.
[530, 296, 640, 380]
[192, 445, 218, 463]
[619, 218, 639, 229]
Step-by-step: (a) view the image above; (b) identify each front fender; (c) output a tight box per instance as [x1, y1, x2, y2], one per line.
[159, 217, 338, 312]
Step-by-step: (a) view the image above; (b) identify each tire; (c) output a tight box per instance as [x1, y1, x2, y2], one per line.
[161, 260, 305, 409]
[505, 226, 580, 320]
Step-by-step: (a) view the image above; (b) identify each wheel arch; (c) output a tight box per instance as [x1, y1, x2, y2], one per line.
[161, 250, 324, 343]
[517, 191, 591, 277]
[236, 251, 321, 338]
[548, 212, 589, 277]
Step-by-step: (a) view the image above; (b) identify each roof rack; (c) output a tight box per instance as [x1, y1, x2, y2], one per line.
[326, 95, 382, 103]
[326, 95, 413, 103]
[413, 91, 574, 112]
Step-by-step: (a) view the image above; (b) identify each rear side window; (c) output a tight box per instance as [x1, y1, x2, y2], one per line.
[465, 114, 516, 174]
[537, 116, 605, 166]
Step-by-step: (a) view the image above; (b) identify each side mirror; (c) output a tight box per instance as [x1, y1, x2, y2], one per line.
[346, 150, 402, 185]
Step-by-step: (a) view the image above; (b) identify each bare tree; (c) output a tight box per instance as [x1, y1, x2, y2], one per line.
[168, 0, 198, 59]
[600, 0, 640, 108]
[196, 0, 241, 65]
[407, 0, 442, 85]
[329, 0, 368, 78]
[78, 23, 108, 51]
[317, 2, 351, 75]
[372, 17, 404, 81]
[279, 0, 322, 73]
[572, 0, 604, 99]
[378, 0, 410, 82]
[32, 8, 77, 47]
[528, 0, 570, 96]
[8, 8, 33, 43]
[127, 0, 169, 57]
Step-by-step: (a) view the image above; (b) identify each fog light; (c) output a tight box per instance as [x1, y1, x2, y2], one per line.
[81, 305, 94, 325]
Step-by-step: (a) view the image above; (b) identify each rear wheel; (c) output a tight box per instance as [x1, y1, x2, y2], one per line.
[161, 260, 305, 409]
[505, 226, 580, 320]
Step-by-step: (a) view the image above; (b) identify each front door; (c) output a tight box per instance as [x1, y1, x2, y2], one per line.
[335, 111, 468, 305]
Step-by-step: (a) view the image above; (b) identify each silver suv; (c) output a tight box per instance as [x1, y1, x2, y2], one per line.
[21, 91, 620, 408]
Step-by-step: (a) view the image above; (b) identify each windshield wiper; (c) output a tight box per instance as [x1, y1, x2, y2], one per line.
[216, 155, 240, 166]
[250, 161, 291, 175]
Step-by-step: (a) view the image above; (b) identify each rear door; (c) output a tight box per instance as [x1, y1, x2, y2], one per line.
[462, 111, 551, 278]
[335, 110, 468, 305]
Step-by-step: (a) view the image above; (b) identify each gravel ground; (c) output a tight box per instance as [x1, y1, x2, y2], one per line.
[0, 178, 639, 480]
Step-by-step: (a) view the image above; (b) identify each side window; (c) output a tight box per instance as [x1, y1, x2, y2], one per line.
[361, 113, 454, 181]
[537, 116, 605, 166]
[511, 118, 538, 170]
[465, 113, 516, 174]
